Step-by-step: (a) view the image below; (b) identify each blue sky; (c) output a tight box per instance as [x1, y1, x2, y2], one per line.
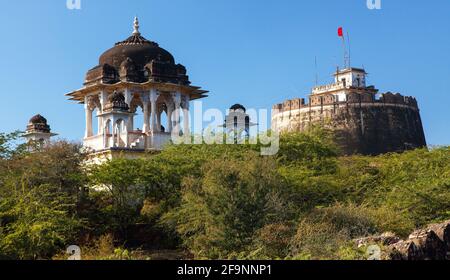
[0, 0, 449, 145]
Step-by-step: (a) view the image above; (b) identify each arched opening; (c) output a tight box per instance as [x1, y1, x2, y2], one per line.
[157, 102, 168, 133]
[105, 119, 112, 134]
[160, 110, 168, 133]
[87, 95, 102, 137]
[133, 112, 144, 132]
[130, 97, 144, 132]
[104, 119, 113, 148]
[93, 108, 100, 135]
[115, 119, 126, 147]
[245, 116, 250, 138]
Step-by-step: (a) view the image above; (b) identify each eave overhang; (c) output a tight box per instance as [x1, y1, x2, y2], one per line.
[66, 81, 209, 104]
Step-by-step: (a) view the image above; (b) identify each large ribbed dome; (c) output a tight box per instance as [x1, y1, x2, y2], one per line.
[84, 17, 190, 86]
[99, 34, 175, 69]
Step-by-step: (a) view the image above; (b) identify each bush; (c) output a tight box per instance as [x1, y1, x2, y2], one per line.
[251, 222, 296, 259]
[0, 186, 81, 260]
[165, 152, 286, 259]
[277, 129, 338, 173]
[289, 203, 378, 260]
[0, 141, 85, 260]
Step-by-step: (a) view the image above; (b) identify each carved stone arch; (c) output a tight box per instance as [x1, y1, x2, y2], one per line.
[156, 92, 167, 106]
[87, 95, 101, 111]
[130, 95, 143, 113]
[104, 118, 113, 135]
[115, 118, 126, 133]
[154, 94, 171, 133]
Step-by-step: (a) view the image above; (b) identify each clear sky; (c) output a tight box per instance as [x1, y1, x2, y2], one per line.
[0, 0, 449, 145]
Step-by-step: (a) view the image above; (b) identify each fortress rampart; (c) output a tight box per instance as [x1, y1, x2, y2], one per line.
[272, 92, 426, 155]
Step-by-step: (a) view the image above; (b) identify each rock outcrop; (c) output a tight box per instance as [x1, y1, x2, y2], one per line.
[356, 220, 450, 260]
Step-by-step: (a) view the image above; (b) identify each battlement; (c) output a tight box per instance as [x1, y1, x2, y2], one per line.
[273, 92, 419, 112]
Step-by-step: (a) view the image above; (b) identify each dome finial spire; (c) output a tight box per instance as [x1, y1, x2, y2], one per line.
[133, 16, 140, 35]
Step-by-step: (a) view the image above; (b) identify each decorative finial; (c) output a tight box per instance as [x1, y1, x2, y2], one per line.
[133, 16, 140, 35]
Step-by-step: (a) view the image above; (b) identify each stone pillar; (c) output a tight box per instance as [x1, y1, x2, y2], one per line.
[157, 109, 162, 132]
[129, 114, 134, 132]
[99, 91, 108, 111]
[124, 88, 134, 132]
[84, 96, 93, 138]
[114, 119, 119, 148]
[142, 93, 150, 133]
[167, 104, 173, 133]
[124, 88, 132, 106]
[150, 89, 158, 132]
[183, 96, 190, 137]
[99, 91, 108, 134]
[172, 92, 182, 136]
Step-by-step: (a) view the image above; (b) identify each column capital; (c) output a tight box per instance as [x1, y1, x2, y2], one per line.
[138, 90, 149, 104]
[172, 92, 182, 107]
[86, 95, 100, 111]
[150, 88, 160, 103]
[182, 95, 190, 109]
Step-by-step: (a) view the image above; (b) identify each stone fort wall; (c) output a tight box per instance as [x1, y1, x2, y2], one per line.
[272, 92, 427, 155]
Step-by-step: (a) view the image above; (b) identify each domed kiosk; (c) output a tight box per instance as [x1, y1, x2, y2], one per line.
[23, 114, 57, 149]
[66, 17, 208, 163]
[222, 104, 257, 143]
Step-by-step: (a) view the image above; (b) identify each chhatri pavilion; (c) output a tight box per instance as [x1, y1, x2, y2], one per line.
[66, 17, 208, 163]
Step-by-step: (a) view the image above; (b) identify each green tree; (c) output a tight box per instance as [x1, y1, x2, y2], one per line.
[0, 131, 26, 159]
[165, 152, 286, 259]
[0, 185, 80, 260]
[0, 140, 86, 259]
[88, 158, 146, 236]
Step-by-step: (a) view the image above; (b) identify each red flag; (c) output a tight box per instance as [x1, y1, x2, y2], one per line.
[338, 27, 344, 37]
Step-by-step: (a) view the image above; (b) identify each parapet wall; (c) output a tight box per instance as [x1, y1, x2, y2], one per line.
[273, 92, 419, 112]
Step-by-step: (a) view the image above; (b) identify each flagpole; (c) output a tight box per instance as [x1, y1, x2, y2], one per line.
[341, 35, 347, 68]
[347, 31, 351, 68]
[338, 27, 348, 69]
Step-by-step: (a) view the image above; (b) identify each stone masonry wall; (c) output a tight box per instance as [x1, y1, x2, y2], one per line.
[273, 92, 427, 155]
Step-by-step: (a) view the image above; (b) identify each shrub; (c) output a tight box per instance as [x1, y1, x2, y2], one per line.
[251, 222, 296, 259]
[0, 186, 81, 260]
[289, 203, 378, 260]
[165, 152, 285, 259]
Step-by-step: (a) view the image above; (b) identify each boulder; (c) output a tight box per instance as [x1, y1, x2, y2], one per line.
[427, 221, 450, 259]
[353, 221, 450, 260]
[409, 229, 446, 260]
[388, 240, 423, 260]
[355, 232, 401, 248]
